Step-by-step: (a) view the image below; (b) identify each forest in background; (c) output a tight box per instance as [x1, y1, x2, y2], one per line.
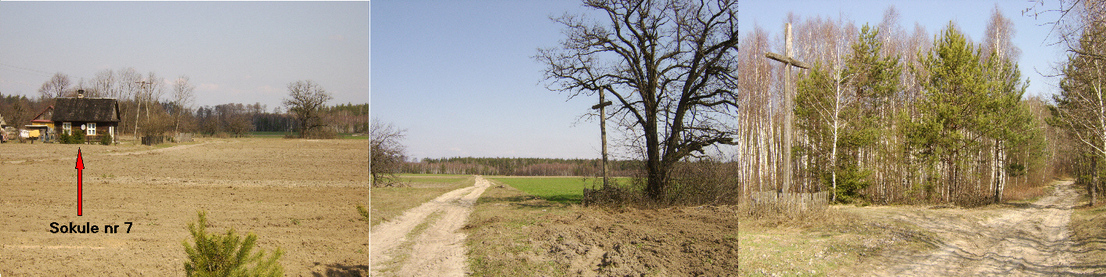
[0, 68, 367, 139]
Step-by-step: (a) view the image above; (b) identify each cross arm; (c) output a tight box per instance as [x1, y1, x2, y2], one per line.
[765, 52, 811, 69]
[591, 101, 613, 110]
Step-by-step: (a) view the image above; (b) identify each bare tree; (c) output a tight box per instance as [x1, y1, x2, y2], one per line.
[283, 80, 332, 138]
[371, 119, 407, 187]
[737, 24, 775, 200]
[984, 5, 1021, 63]
[117, 68, 142, 138]
[92, 69, 116, 99]
[144, 72, 166, 119]
[38, 72, 72, 100]
[172, 75, 196, 135]
[538, 0, 739, 202]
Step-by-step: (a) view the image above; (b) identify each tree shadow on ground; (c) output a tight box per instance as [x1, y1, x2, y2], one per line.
[477, 195, 572, 208]
[311, 263, 368, 277]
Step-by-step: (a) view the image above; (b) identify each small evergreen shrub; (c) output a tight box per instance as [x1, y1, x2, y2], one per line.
[100, 132, 113, 145]
[182, 211, 284, 277]
[57, 132, 71, 144]
[72, 130, 86, 144]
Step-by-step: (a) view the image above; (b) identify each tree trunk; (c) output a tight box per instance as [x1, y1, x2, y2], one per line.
[645, 111, 664, 201]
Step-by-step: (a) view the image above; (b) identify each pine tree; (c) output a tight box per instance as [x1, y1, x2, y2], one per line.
[909, 22, 992, 203]
[182, 211, 284, 277]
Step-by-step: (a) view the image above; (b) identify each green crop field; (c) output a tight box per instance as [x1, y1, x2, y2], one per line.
[487, 177, 631, 204]
[487, 177, 589, 204]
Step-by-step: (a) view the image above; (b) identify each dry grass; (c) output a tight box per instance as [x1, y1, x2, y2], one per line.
[1071, 204, 1106, 267]
[1069, 185, 1106, 272]
[739, 204, 938, 276]
[465, 180, 568, 276]
[467, 180, 741, 276]
[369, 175, 474, 226]
[1003, 180, 1063, 203]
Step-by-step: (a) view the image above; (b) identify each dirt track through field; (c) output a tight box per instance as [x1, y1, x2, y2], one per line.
[371, 175, 490, 276]
[876, 181, 1083, 276]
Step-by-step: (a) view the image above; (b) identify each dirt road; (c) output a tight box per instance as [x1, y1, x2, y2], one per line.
[371, 175, 490, 276]
[873, 181, 1085, 276]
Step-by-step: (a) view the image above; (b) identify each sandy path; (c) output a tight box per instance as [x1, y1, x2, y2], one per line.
[371, 176, 491, 276]
[877, 181, 1081, 276]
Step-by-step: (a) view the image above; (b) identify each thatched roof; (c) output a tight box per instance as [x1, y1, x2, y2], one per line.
[52, 98, 120, 122]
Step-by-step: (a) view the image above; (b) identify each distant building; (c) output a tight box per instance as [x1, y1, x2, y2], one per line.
[27, 105, 54, 142]
[51, 90, 121, 143]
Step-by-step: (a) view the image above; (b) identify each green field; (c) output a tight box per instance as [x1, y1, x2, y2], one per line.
[487, 177, 631, 204]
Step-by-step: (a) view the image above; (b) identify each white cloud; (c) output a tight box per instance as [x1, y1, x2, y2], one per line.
[198, 83, 220, 90]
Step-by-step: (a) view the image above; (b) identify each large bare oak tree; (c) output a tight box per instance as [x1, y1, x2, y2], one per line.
[537, 0, 739, 201]
[283, 80, 332, 138]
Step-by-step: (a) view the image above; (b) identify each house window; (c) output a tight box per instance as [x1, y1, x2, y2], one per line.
[87, 123, 96, 136]
[62, 122, 71, 135]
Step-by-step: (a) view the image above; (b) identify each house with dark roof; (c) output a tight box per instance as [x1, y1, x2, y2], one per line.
[52, 90, 120, 143]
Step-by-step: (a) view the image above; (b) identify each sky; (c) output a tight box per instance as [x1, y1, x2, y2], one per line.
[0, 1, 370, 111]
[376, 0, 1072, 161]
[373, 1, 604, 160]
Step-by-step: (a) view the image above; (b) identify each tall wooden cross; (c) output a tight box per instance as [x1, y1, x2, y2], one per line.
[765, 23, 809, 194]
[592, 90, 613, 189]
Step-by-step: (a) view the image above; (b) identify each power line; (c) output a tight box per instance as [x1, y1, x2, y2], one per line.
[0, 63, 53, 77]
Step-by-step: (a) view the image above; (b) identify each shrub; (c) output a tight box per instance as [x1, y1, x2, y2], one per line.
[72, 130, 86, 144]
[57, 132, 70, 144]
[303, 127, 337, 139]
[357, 205, 370, 223]
[182, 211, 284, 277]
[100, 132, 113, 145]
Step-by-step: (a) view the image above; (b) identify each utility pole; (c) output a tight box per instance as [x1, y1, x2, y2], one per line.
[765, 23, 810, 195]
[592, 89, 613, 189]
[135, 80, 151, 140]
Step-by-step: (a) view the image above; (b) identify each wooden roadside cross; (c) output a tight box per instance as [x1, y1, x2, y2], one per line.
[592, 90, 613, 190]
[765, 23, 810, 194]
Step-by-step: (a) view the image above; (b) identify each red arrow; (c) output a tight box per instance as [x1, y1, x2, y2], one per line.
[76, 148, 84, 216]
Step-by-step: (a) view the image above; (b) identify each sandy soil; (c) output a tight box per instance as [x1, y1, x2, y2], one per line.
[868, 181, 1085, 276]
[370, 175, 489, 276]
[465, 181, 740, 276]
[0, 138, 369, 276]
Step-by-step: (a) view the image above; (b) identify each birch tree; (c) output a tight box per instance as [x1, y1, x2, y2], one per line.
[173, 75, 196, 135]
[1054, 9, 1106, 205]
[737, 25, 774, 198]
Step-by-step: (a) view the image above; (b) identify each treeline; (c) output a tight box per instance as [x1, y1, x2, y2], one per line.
[738, 7, 1062, 206]
[0, 67, 366, 139]
[194, 102, 367, 136]
[399, 157, 643, 177]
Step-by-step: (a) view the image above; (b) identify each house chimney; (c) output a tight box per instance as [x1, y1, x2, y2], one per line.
[77, 89, 85, 98]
